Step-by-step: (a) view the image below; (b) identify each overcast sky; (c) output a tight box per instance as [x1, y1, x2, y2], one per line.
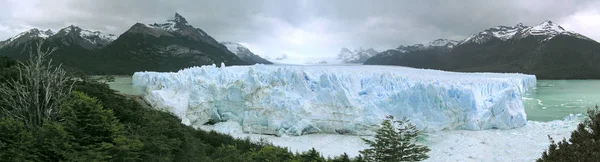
[1, 0, 600, 58]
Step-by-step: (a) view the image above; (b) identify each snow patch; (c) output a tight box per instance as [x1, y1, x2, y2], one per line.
[4, 28, 54, 43]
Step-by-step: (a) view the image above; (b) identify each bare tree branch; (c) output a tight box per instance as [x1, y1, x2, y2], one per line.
[0, 41, 74, 128]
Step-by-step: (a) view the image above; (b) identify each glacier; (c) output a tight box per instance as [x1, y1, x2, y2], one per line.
[132, 64, 536, 136]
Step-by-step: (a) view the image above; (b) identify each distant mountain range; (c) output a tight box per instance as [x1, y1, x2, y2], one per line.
[337, 48, 378, 63]
[0, 13, 271, 75]
[365, 21, 600, 79]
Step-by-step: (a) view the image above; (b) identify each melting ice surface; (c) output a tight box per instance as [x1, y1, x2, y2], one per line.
[133, 64, 536, 136]
[200, 114, 581, 161]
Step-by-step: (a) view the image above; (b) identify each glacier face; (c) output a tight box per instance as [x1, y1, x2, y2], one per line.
[132, 64, 536, 136]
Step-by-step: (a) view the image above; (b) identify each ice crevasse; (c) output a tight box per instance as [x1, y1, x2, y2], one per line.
[132, 64, 536, 136]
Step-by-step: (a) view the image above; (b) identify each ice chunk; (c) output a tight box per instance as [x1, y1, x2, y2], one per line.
[133, 64, 536, 135]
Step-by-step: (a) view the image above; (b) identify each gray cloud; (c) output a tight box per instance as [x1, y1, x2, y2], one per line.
[1, 0, 599, 58]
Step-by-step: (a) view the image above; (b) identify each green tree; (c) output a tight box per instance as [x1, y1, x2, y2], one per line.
[61, 91, 142, 161]
[0, 118, 38, 161]
[300, 148, 325, 162]
[360, 115, 430, 162]
[249, 145, 298, 162]
[210, 145, 249, 162]
[331, 153, 351, 162]
[538, 105, 600, 162]
[35, 121, 78, 161]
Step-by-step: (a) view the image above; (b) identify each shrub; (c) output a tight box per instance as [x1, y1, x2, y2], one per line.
[538, 105, 600, 162]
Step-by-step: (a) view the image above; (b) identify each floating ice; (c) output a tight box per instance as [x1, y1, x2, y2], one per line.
[133, 64, 536, 136]
[198, 115, 581, 161]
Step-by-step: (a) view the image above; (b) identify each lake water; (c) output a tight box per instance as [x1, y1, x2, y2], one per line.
[524, 80, 600, 121]
[107, 77, 142, 95]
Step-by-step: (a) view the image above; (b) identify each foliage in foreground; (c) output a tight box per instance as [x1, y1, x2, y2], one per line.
[360, 115, 430, 162]
[538, 105, 600, 162]
[0, 44, 73, 128]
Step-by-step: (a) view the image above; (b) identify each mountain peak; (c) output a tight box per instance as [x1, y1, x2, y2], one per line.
[171, 13, 189, 25]
[515, 23, 525, 28]
[148, 13, 192, 31]
[2, 28, 54, 45]
[428, 39, 460, 48]
[532, 20, 565, 32]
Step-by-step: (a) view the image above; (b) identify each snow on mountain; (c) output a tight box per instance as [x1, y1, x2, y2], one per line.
[461, 21, 594, 44]
[381, 39, 459, 56]
[54, 25, 117, 48]
[80, 29, 117, 45]
[221, 42, 272, 64]
[427, 39, 460, 48]
[0, 28, 54, 47]
[337, 48, 379, 63]
[133, 64, 536, 136]
[222, 42, 251, 58]
[134, 13, 221, 48]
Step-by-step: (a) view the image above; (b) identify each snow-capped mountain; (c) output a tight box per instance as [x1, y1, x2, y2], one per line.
[365, 20, 600, 79]
[0, 28, 54, 48]
[221, 42, 271, 64]
[94, 13, 251, 74]
[126, 13, 222, 48]
[337, 48, 379, 63]
[376, 39, 460, 57]
[52, 25, 117, 49]
[0, 13, 256, 74]
[460, 21, 593, 44]
[0, 26, 116, 50]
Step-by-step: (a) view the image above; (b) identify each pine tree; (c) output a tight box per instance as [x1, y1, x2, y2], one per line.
[331, 152, 351, 162]
[300, 148, 325, 162]
[354, 154, 365, 162]
[538, 105, 600, 161]
[360, 115, 430, 162]
[60, 91, 142, 161]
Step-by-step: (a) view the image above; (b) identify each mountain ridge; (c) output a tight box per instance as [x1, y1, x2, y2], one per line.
[0, 13, 265, 75]
[364, 21, 600, 79]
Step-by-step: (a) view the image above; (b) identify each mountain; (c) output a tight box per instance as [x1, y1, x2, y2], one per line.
[364, 21, 600, 79]
[95, 13, 252, 74]
[51, 25, 117, 49]
[0, 26, 118, 73]
[0, 13, 260, 75]
[221, 42, 271, 64]
[0, 28, 54, 49]
[337, 48, 378, 63]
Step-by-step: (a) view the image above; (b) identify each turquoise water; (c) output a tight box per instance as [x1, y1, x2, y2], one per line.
[107, 77, 142, 95]
[106, 77, 599, 121]
[524, 80, 600, 121]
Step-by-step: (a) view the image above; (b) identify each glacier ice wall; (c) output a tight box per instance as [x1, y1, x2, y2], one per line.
[132, 64, 536, 136]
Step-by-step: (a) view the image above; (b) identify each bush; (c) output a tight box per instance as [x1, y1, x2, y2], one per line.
[360, 115, 430, 162]
[538, 105, 600, 162]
